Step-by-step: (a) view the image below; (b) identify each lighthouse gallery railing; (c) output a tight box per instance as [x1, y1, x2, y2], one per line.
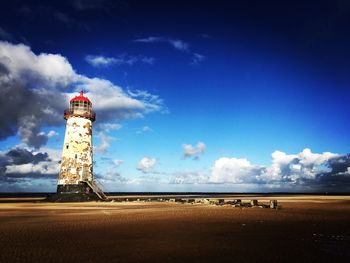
[64, 108, 96, 121]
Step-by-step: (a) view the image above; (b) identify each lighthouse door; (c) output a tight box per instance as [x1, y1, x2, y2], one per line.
[81, 166, 89, 182]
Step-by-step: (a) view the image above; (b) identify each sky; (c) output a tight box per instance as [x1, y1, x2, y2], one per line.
[0, 0, 350, 192]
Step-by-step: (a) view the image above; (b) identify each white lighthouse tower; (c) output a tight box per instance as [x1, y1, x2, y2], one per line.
[56, 91, 106, 201]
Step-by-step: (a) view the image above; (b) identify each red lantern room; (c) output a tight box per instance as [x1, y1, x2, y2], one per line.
[64, 91, 96, 122]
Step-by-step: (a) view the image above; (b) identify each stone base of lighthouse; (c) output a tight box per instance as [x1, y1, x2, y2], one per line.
[46, 182, 101, 202]
[57, 182, 93, 194]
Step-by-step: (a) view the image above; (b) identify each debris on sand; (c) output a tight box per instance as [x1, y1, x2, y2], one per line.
[103, 197, 280, 209]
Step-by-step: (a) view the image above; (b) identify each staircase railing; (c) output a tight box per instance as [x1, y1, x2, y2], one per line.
[85, 179, 108, 200]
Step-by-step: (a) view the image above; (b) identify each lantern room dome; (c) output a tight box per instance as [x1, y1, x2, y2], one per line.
[65, 90, 95, 122]
[70, 91, 91, 103]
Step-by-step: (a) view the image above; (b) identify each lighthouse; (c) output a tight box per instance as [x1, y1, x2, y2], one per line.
[55, 91, 106, 201]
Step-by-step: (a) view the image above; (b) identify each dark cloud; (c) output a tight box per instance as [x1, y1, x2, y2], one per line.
[189, 150, 350, 192]
[5, 148, 49, 165]
[311, 155, 350, 191]
[0, 147, 58, 185]
[326, 155, 350, 175]
[267, 155, 350, 192]
[0, 41, 164, 149]
[0, 66, 65, 148]
[0, 61, 9, 75]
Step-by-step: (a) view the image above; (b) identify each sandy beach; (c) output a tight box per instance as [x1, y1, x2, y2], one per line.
[0, 195, 349, 262]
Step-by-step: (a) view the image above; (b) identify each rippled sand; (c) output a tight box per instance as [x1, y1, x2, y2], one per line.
[0, 196, 349, 262]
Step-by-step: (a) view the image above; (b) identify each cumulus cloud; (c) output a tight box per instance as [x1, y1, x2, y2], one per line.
[134, 36, 189, 51]
[71, 79, 165, 121]
[137, 157, 157, 173]
[259, 149, 339, 183]
[0, 41, 164, 148]
[208, 148, 349, 191]
[210, 157, 262, 184]
[0, 147, 60, 186]
[85, 54, 155, 67]
[324, 155, 350, 176]
[0, 41, 76, 148]
[183, 142, 206, 159]
[170, 148, 349, 191]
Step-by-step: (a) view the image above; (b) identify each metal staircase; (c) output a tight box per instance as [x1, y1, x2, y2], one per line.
[85, 180, 108, 200]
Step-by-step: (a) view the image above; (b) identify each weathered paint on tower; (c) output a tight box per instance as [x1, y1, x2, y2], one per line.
[57, 91, 96, 194]
[58, 117, 93, 184]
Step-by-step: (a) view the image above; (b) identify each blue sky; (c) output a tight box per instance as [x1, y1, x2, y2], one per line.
[0, 0, 349, 192]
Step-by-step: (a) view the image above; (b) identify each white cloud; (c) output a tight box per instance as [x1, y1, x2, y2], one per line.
[260, 148, 339, 183]
[136, 126, 153, 134]
[85, 55, 117, 67]
[134, 36, 189, 51]
[35, 130, 58, 143]
[6, 161, 59, 175]
[191, 53, 206, 65]
[47, 130, 59, 138]
[183, 142, 206, 159]
[169, 40, 189, 51]
[127, 89, 166, 114]
[137, 157, 157, 173]
[70, 79, 165, 121]
[37, 146, 61, 161]
[134, 36, 208, 65]
[299, 148, 337, 167]
[94, 132, 114, 153]
[171, 171, 209, 184]
[0, 41, 76, 86]
[210, 157, 259, 184]
[0, 41, 164, 147]
[113, 159, 123, 167]
[3, 146, 61, 177]
[134, 36, 163, 43]
[98, 123, 122, 132]
[210, 148, 340, 185]
[85, 54, 155, 67]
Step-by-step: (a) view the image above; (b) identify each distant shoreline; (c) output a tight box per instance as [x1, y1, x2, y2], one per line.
[0, 192, 350, 198]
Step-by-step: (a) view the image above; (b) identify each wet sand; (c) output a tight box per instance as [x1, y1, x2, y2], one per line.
[0, 196, 349, 262]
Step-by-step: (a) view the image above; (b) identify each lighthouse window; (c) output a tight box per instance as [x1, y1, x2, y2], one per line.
[75, 154, 77, 159]
[66, 145, 69, 149]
